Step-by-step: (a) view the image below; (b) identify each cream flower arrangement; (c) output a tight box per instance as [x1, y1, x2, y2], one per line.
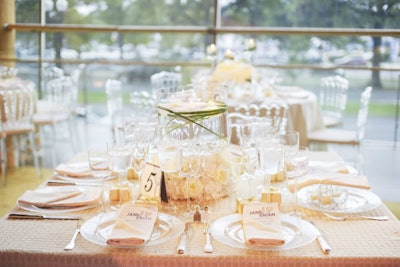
[164, 148, 240, 203]
[209, 60, 255, 85]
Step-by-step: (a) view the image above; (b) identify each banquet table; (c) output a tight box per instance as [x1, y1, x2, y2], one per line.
[1, 152, 400, 267]
[228, 85, 325, 147]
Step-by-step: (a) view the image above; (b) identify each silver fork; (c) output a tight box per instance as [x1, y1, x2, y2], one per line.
[323, 212, 388, 221]
[64, 220, 81, 251]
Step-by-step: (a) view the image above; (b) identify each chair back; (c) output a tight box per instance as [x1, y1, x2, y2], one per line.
[356, 86, 373, 141]
[227, 112, 249, 146]
[232, 100, 288, 134]
[0, 85, 35, 131]
[43, 76, 75, 115]
[319, 75, 349, 126]
[105, 79, 123, 118]
[151, 71, 182, 96]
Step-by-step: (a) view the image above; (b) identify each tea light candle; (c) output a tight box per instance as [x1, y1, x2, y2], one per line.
[224, 49, 234, 60]
[246, 38, 256, 51]
[206, 43, 217, 55]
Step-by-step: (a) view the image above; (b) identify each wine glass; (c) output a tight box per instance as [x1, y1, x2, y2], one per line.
[131, 125, 156, 183]
[257, 145, 284, 192]
[285, 146, 309, 217]
[88, 147, 112, 212]
[179, 141, 203, 217]
[109, 144, 132, 211]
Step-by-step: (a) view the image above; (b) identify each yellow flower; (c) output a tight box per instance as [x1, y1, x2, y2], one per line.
[214, 169, 228, 184]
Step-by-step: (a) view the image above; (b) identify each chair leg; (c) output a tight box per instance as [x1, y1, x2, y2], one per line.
[0, 138, 7, 186]
[28, 132, 42, 178]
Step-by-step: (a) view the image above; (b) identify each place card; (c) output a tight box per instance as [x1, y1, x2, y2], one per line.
[139, 162, 168, 202]
[106, 204, 158, 245]
[242, 202, 285, 247]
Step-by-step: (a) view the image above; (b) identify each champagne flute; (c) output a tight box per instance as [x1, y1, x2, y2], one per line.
[88, 147, 112, 212]
[285, 146, 309, 217]
[240, 147, 259, 198]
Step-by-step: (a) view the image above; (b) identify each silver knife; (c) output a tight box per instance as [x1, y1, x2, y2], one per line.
[8, 213, 81, 220]
[310, 221, 331, 254]
[47, 179, 98, 186]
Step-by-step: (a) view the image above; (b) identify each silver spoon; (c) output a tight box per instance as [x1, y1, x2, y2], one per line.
[64, 220, 81, 251]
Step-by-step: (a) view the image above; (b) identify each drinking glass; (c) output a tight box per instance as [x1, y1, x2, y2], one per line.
[280, 131, 300, 155]
[88, 147, 112, 212]
[109, 144, 132, 211]
[257, 145, 284, 192]
[179, 141, 203, 217]
[240, 147, 259, 198]
[131, 125, 156, 183]
[285, 146, 309, 217]
[158, 144, 182, 212]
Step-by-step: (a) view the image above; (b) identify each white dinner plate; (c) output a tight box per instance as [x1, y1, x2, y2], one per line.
[80, 211, 185, 248]
[17, 186, 100, 214]
[297, 184, 382, 214]
[209, 213, 317, 251]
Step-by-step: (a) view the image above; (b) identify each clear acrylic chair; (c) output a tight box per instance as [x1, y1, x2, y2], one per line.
[33, 76, 79, 167]
[319, 75, 349, 127]
[232, 100, 289, 135]
[0, 86, 41, 184]
[308, 86, 373, 172]
[150, 71, 182, 97]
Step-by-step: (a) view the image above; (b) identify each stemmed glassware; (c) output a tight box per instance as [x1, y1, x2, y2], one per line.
[240, 147, 259, 198]
[285, 146, 309, 217]
[109, 144, 132, 211]
[257, 145, 284, 192]
[179, 140, 203, 217]
[88, 147, 112, 212]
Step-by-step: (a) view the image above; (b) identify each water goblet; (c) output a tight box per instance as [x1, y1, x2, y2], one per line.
[158, 144, 183, 212]
[285, 146, 309, 217]
[109, 144, 132, 211]
[257, 145, 284, 192]
[280, 131, 300, 155]
[88, 147, 112, 212]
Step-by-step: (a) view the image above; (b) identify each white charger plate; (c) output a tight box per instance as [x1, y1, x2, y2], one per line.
[209, 213, 317, 251]
[80, 211, 185, 248]
[297, 184, 382, 214]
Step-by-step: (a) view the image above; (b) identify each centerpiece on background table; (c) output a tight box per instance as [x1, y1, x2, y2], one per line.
[156, 84, 239, 204]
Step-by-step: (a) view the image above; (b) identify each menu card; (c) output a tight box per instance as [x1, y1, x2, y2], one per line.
[242, 202, 285, 247]
[106, 204, 158, 246]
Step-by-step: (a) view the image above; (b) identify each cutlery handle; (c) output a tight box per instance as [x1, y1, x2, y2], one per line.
[64, 229, 80, 251]
[316, 235, 331, 254]
[176, 234, 186, 254]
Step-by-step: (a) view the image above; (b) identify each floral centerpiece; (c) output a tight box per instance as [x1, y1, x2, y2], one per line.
[156, 84, 239, 202]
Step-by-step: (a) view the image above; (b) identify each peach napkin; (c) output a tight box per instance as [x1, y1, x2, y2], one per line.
[107, 204, 158, 246]
[309, 161, 350, 174]
[289, 170, 371, 193]
[55, 162, 92, 178]
[242, 202, 285, 247]
[17, 186, 101, 208]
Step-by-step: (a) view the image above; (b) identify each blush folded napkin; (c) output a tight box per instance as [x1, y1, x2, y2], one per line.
[242, 202, 285, 247]
[107, 204, 158, 246]
[55, 162, 92, 178]
[289, 170, 371, 193]
[17, 186, 101, 208]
